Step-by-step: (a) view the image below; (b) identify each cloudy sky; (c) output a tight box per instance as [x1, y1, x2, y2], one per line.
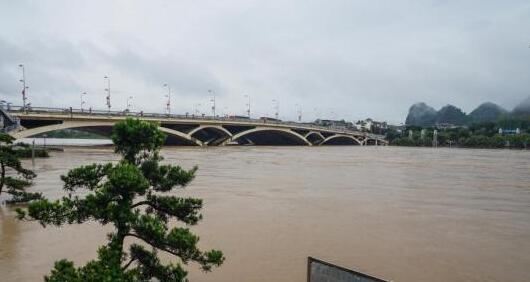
[1, 1, 529, 123]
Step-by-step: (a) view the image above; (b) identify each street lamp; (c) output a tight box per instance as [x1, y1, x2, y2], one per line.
[194, 103, 202, 116]
[126, 96, 133, 112]
[104, 75, 111, 113]
[163, 83, 171, 115]
[295, 103, 302, 122]
[209, 90, 216, 117]
[19, 64, 28, 112]
[272, 99, 279, 120]
[244, 94, 250, 118]
[81, 92, 87, 112]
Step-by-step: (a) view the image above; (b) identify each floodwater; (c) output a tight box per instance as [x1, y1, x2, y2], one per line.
[1, 146, 530, 282]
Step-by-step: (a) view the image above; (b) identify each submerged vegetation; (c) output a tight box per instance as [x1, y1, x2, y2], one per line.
[16, 118, 224, 281]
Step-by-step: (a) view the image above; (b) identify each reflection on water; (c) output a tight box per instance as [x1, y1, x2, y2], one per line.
[0, 146, 529, 282]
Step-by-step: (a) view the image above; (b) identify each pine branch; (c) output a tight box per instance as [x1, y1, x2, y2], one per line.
[61, 163, 113, 191]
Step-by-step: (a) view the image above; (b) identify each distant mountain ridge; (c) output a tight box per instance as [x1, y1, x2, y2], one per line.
[405, 96, 529, 126]
[512, 96, 530, 117]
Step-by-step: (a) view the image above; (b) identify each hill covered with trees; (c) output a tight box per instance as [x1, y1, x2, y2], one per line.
[405, 96, 529, 126]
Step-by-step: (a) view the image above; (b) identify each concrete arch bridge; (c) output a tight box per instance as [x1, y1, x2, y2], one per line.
[7, 109, 387, 147]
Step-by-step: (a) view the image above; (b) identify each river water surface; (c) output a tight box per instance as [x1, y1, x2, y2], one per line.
[1, 146, 529, 281]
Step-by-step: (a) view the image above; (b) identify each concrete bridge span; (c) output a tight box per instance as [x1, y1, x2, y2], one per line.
[7, 108, 388, 147]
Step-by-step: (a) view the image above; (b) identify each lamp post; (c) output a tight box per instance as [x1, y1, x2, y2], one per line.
[208, 90, 216, 117]
[244, 94, 250, 118]
[81, 92, 87, 112]
[272, 99, 279, 120]
[194, 103, 202, 116]
[126, 96, 133, 112]
[18, 64, 28, 113]
[104, 75, 111, 113]
[313, 107, 321, 120]
[163, 83, 171, 115]
[295, 103, 302, 122]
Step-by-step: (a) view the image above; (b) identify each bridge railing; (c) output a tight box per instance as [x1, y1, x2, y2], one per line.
[7, 105, 386, 140]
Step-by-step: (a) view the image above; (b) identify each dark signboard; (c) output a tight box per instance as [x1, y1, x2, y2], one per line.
[308, 257, 390, 282]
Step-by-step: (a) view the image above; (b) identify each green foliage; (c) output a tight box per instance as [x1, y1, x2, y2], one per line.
[384, 128, 401, 143]
[112, 118, 166, 164]
[436, 105, 468, 125]
[391, 123, 530, 149]
[17, 118, 224, 281]
[13, 147, 50, 158]
[0, 133, 42, 204]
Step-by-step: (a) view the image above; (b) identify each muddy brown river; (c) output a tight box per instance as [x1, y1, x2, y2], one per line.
[1, 146, 529, 281]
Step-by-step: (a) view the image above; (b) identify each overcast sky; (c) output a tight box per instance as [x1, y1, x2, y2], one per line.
[1, 1, 529, 123]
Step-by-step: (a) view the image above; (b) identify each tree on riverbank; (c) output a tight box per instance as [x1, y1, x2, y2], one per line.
[0, 133, 42, 204]
[16, 119, 224, 281]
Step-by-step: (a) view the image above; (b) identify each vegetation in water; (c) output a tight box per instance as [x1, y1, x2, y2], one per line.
[16, 118, 224, 281]
[11, 142, 50, 158]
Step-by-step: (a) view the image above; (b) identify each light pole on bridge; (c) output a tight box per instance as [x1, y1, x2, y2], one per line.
[295, 103, 302, 122]
[18, 64, 28, 113]
[272, 99, 280, 120]
[244, 94, 250, 118]
[126, 96, 133, 112]
[163, 83, 171, 116]
[104, 75, 111, 113]
[209, 89, 216, 117]
[81, 92, 87, 112]
[193, 103, 202, 116]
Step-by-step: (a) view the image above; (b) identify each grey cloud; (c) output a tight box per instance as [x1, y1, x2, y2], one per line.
[0, 0, 529, 122]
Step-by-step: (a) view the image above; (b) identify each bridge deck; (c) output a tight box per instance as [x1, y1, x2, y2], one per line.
[6, 106, 387, 146]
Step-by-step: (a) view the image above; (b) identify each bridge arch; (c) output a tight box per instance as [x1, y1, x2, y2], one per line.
[304, 131, 325, 145]
[226, 127, 312, 146]
[320, 134, 362, 145]
[188, 125, 232, 146]
[9, 121, 202, 146]
[188, 125, 232, 137]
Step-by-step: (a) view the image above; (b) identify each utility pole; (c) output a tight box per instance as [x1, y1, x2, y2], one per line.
[18, 64, 28, 113]
[104, 75, 111, 113]
[209, 90, 216, 117]
[81, 92, 87, 112]
[244, 94, 251, 118]
[163, 83, 171, 115]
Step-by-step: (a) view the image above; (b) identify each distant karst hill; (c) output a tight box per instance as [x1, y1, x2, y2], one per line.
[469, 102, 508, 123]
[405, 96, 529, 126]
[405, 103, 437, 126]
[512, 96, 530, 117]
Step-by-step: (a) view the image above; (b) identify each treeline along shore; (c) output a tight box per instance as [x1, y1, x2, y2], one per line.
[387, 97, 530, 149]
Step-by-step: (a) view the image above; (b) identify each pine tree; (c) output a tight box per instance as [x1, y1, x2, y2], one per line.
[0, 133, 41, 204]
[17, 119, 224, 281]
